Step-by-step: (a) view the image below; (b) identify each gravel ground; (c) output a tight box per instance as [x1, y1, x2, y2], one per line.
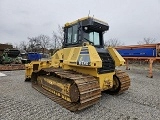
[0, 66, 160, 120]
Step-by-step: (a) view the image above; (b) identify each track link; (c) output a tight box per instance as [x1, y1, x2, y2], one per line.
[32, 67, 101, 111]
[107, 70, 130, 95]
[115, 70, 130, 93]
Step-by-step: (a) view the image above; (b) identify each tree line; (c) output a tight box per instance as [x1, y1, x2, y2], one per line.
[15, 25, 63, 54]
[6, 25, 157, 54]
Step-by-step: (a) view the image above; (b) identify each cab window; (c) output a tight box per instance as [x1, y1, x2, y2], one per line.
[66, 24, 77, 44]
[67, 27, 72, 43]
[89, 32, 100, 45]
[83, 31, 101, 46]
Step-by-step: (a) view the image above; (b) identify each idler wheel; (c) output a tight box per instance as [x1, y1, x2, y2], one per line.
[69, 83, 80, 102]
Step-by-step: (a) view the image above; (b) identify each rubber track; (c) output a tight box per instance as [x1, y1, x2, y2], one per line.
[32, 67, 101, 112]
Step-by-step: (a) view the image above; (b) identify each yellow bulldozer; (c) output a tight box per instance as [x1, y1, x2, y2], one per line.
[25, 17, 130, 111]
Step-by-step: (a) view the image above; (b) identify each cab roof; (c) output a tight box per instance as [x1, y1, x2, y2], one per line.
[64, 17, 109, 27]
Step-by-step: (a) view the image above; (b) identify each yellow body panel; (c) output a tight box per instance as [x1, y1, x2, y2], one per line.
[87, 45, 102, 68]
[98, 73, 115, 91]
[62, 45, 102, 68]
[51, 49, 63, 67]
[25, 61, 51, 79]
[107, 47, 125, 66]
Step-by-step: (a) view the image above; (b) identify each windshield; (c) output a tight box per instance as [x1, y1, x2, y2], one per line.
[83, 31, 100, 45]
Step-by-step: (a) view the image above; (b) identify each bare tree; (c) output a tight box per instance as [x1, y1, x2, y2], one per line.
[52, 33, 58, 49]
[137, 37, 156, 45]
[27, 35, 51, 54]
[52, 25, 64, 48]
[18, 41, 28, 52]
[104, 38, 124, 47]
[28, 37, 39, 52]
[37, 34, 50, 54]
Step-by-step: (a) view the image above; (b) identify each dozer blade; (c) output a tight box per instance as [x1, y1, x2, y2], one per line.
[31, 68, 101, 112]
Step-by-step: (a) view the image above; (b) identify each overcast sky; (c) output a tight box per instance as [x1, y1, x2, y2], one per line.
[0, 0, 160, 46]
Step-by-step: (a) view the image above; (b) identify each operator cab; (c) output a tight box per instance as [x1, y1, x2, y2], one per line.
[63, 17, 109, 48]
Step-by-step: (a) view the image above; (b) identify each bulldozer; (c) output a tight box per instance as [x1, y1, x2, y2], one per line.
[25, 17, 130, 111]
[0, 49, 21, 64]
[0, 49, 25, 71]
